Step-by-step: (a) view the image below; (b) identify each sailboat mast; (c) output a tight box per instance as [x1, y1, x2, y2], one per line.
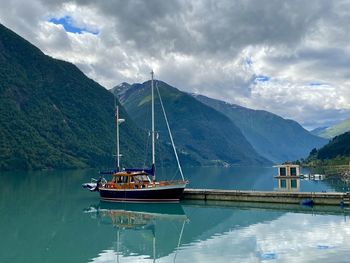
[151, 71, 156, 179]
[113, 95, 119, 171]
[114, 97, 125, 172]
[116, 105, 120, 171]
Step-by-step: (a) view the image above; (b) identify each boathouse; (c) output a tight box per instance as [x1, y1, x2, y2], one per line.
[275, 164, 301, 178]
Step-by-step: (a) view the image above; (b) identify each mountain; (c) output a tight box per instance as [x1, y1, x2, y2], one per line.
[0, 23, 158, 170]
[193, 95, 327, 163]
[311, 119, 350, 139]
[314, 131, 350, 160]
[310, 126, 328, 136]
[112, 81, 271, 166]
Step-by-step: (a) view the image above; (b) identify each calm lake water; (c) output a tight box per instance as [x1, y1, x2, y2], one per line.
[1, 167, 350, 263]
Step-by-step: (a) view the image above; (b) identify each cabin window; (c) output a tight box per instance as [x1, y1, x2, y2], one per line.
[291, 179, 297, 188]
[133, 175, 151, 183]
[290, 167, 297, 176]
[279, 167, 286, 176]
[130, 177, 135, 183]
[117, 176, 128, 184]
[134, 176, 141, 182]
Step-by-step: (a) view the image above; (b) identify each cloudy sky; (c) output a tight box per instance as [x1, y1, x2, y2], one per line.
[1, 0, 350, 129]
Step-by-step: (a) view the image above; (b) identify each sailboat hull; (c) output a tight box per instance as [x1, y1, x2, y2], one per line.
[99, 184, 186, 203]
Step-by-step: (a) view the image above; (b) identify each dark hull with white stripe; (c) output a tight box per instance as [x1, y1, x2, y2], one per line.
[99, 185, 186, 203]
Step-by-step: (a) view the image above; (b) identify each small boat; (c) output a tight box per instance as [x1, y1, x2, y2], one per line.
[83, 71, 188, 202]
[313, 174, 325, 180]
[300, 199, 314, 206]
[299, 173, 325, 181]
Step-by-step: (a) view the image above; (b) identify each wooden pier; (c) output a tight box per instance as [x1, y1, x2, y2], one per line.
[182, 188, 350, 206]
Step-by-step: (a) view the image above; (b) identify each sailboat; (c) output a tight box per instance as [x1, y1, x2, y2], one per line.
[83, 71, 188, 202]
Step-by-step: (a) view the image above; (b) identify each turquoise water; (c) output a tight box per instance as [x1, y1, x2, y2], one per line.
[158, 166, 350, 192]
[1, 168, 350, 263]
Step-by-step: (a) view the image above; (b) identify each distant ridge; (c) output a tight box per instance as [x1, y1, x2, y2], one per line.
[193, 94, 327, 163]
[310, 126, 328, 136]
[311, 119, 350, 139]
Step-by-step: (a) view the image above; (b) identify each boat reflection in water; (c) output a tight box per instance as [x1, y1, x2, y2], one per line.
[84, 202, 188, 262]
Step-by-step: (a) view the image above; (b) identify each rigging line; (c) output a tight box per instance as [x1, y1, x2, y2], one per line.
[155, 81, 185, 181]
[170, 168, 179, 181]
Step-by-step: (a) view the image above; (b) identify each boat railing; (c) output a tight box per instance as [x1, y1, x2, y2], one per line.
[157, 179, 188, 185]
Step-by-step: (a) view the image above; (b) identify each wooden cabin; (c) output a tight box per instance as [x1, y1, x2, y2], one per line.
[102, 171, 181, 190]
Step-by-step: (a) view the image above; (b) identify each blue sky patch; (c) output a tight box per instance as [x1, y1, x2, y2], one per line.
[246, 57, 253, 66]
[49, 16, 98, 35]
[259, 252, 277, 260]
[308, 82, 322, 86]
[317, 245, 333, 250]
[255, 75, 270, 82]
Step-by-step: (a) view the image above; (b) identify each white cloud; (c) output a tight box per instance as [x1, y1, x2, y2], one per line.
[1, 0, 350, 128]
[168, 212, 350, 263]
